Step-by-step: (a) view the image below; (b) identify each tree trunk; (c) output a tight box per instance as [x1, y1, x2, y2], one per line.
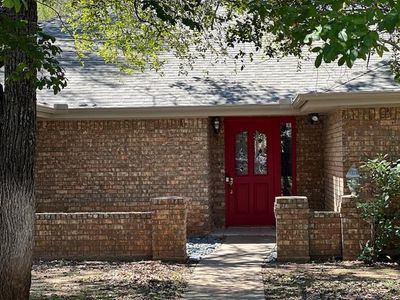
[0, 1, 37, 299]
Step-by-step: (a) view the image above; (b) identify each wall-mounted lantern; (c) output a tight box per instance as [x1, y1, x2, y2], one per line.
[346, 165, 360, 196]
[211, 117, 221, 134]
[309, 113, 320, 125]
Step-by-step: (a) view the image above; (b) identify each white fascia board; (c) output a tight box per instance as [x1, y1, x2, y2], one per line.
[294, 91, 400, 112]
[37, 104, 300, 120]
[37, 105, 55, 119]
[37, 90, 400, 120]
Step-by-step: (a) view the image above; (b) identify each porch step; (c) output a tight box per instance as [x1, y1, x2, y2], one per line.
[210, 226, 276, 237]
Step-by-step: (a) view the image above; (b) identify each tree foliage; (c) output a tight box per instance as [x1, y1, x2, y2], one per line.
[63, 0, 227, 74]
[1, 1, 67, 93]
[4, 0, 400, 87]
[358, 155, 400, 263]
[224, 0, 400, 80]
[60, 0, 400, 80]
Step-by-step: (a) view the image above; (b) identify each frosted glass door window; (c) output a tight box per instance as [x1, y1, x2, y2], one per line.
[254, 131, 267, 175]
[235, 132, 248, 175]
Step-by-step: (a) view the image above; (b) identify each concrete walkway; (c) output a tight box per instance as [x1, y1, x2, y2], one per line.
[184, 228, 276, 299]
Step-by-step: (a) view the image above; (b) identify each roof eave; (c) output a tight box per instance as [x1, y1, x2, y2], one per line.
[37, 103, 299, 120]
[37, 90, 400, 120]
[294, 90, 400, 112]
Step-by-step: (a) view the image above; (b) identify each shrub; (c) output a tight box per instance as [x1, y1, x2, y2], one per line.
[357, 155, 400, 263]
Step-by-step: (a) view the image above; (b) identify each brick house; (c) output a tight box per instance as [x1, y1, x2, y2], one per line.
[32, 21, 400, 240]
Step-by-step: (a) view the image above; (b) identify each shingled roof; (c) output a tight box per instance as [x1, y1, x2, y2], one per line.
[2, 19, 400, 111]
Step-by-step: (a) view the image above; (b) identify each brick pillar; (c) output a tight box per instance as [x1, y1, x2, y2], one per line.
[274, 196, 310, 262]
[340, 195, 371, 260]
[151, 197, 188, 261]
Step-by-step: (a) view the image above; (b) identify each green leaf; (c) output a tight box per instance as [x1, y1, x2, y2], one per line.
[380, 12, 399, 33]
[315, 54, 322, 68]
[353, 15, 366, 25]
[338, 29, 348, 42]
[323, 44, 337, 62]
[311, 47, 321, 53]
[346, 57, 354, 68]
[2, 0, 15, 9]
[350, 49, 359, 60]
[14, 0, 21, 12]
[338, 56, 346, 66]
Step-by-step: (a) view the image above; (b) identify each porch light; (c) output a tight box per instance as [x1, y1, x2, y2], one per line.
[346, 165, 360, 196]
[309, 113, 320, 124]
[211, 117, 221, 134]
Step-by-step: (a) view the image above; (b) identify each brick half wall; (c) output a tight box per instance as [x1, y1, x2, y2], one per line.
[275, 195, 368, 261]
[34, 197, 188, 261]
[34, 212, 153, 260]
[309, 211, 341, 259]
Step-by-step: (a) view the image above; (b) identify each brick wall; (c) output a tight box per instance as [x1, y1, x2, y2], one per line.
[340, 107, 400, 258]
[323, 107, 400, 211]
[34, 197, 188, 261]
[275, 195, 368, 261]
[323, 111, 345, 211]
[342, 107, 400, 172]
[36, 119, 210, 234]
[38, 108, 400, 233]
[209, 118, 225, 229]
[296, 116, 325, 210]
[309, 211, 342, 258]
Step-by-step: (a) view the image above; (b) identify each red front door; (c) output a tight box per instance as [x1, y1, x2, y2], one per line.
[224, 117, 295, 226]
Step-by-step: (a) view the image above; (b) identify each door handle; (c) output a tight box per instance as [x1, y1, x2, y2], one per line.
[225, 175, 234, 186]
[225, 175, 234, 194]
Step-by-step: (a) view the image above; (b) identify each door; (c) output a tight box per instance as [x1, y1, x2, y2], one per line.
[224, 117, 295, 226]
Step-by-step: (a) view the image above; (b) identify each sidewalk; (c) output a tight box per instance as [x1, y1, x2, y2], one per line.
[184, 232, 275, 299]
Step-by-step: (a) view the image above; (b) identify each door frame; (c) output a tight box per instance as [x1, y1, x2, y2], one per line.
[224, 116, 297, 227]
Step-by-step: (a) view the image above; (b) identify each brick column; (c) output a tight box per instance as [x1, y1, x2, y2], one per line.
[340, 195, 371, 260]
[274, 196, 310, 262]
[151, 197, 188, 261]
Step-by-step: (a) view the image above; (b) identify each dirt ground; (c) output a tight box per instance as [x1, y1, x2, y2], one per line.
[30, 259, 400, 299]
[30, 260, 190, 300]
[263, 261, 400, 299]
